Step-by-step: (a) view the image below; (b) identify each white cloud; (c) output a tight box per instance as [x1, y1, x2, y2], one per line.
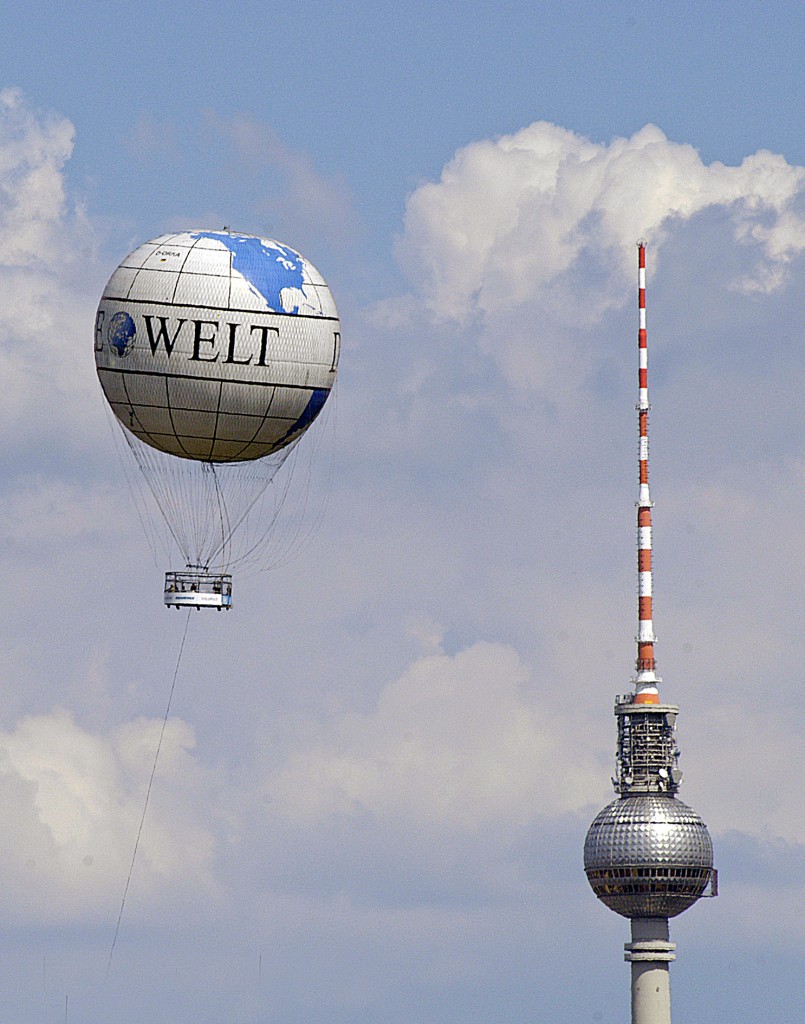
[0, 87, 76, 267]
[398, 122, 805, 325]
[0, 708, 217, 924]
[0, 90, 102, 453]
[267, 641, 606, 828]
[404, 611, 446, 655]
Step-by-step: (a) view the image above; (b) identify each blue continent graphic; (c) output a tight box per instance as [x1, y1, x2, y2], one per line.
[191, 232, 313, 314]
[275, 387, 330, 447]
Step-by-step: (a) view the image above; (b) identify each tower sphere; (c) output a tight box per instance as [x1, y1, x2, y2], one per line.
[584, 794, 713, 919]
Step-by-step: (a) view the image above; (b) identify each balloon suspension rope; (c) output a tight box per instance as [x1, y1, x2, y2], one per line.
[106, 609, 192, 976]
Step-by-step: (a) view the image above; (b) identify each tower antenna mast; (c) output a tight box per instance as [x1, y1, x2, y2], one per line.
[635, 241, 659, 704]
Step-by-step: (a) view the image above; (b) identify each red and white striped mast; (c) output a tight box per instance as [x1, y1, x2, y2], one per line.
[634, 240, 659, 705]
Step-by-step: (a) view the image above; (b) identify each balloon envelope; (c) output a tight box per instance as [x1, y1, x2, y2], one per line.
[95, 231, 339, 462]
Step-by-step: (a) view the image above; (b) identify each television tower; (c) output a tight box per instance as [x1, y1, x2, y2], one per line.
[583, 243, 717, 1024]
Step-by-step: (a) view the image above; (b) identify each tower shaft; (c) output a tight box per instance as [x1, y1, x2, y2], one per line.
[626, 918, 675, 1024]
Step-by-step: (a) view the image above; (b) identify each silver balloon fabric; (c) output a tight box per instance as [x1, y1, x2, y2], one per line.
[95, 231, 339, 463]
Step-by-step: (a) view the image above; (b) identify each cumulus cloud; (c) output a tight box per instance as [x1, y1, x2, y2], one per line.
[267, 642, 606, 829]
[398, 122, 805, 325]
[0, 709, 216, 925]
[0, 87, 77, 267]
[0, 89, 102, 454]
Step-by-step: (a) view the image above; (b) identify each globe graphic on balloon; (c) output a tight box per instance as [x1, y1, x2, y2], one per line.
[94, 230, 340, 462]
[107, 311, 136, 356]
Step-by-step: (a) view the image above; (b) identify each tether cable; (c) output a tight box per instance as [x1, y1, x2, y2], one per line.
[106, 609, 192, 976]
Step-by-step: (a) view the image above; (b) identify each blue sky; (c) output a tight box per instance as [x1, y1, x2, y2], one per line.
[0, 2, 804, 1022]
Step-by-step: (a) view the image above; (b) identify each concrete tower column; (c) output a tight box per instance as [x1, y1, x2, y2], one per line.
[624, 917, 675, 1024]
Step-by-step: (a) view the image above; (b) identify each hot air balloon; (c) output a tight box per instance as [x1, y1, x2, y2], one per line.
[95, 230, 340, 609]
